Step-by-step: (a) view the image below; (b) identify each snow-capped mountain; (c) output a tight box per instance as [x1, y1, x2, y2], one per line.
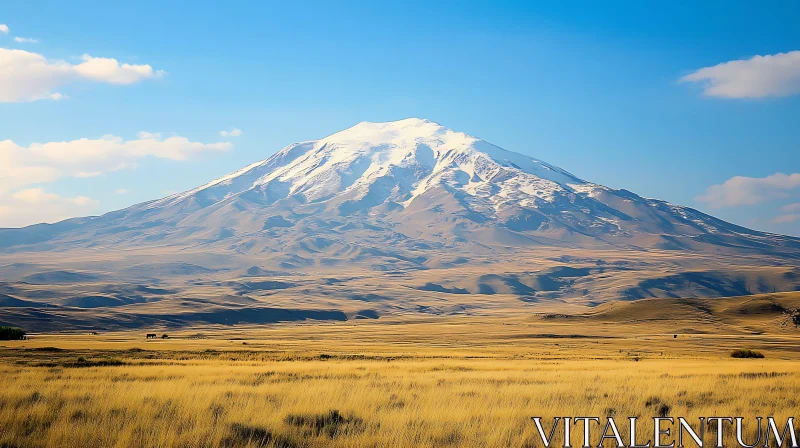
[3, 118, 799, 263]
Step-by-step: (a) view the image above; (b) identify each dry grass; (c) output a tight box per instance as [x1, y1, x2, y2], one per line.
[2, 313, 800, 447]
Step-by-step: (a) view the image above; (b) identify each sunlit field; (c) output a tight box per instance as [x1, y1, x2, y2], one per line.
[2, 310, 800, 447]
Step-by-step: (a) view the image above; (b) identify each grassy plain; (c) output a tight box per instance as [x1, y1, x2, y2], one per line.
[1, 293, 800, 447]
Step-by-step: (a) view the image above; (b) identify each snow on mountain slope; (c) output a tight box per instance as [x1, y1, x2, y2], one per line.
[150, 118, 585, 211]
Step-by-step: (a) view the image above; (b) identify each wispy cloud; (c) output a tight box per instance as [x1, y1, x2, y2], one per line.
[772, 214, 800, 224]
[220, 128, 243, 137]
[681, 51, 800, 98]
[773, 203, 800, 224]
[696, 172, 800, 207]
[13, 37, 38, 44]
[0, 188, 99, 227]
[0, 49, 165, 102]
[115, 189, 130, 195]
[0, 132, 232, 193]
[0, 24, 8, 34]
[782, 202, 800, 213]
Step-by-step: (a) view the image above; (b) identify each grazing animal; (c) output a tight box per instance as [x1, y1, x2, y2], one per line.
[146, 333, 157, 339]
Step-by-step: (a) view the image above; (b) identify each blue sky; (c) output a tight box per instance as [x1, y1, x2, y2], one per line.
[1, 1, 799, 234]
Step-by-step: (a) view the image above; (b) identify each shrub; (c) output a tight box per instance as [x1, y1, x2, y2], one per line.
[0, 326, 26, 340]
[284, 410, 364, 438]
[731, 349, 765, 359]
[645, 396, 662, 407]
[223, 423, 297, 448]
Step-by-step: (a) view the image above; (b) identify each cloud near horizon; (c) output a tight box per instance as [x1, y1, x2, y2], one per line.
[781, 203, 800, 213]
[697, 172, 800, 207]
[0, 132, 232, 227]
[0, 132, 232, 193]
[772, 214, 800, 224]
[0, 48, 164, 102]
[0, 188, 99, 228]
[771, 203, 800, 225]
[681, 51, 800, 98]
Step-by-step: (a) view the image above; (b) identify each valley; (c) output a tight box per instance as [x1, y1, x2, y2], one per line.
[1, 247, 798, 331]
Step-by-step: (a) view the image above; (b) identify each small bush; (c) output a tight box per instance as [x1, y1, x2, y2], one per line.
[645, 396, 662, 407]
[0, 326, 26, 340]
[731, 349, 765, 359]
[223, 423, 297, 448]
[284, 410, 364, 438]
[225, 423, 272, 446]
[644, 396, 671, 417]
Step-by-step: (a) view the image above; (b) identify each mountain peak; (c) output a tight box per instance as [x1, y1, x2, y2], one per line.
[356, 117, 437, 126]
[323, 118, 459, 147]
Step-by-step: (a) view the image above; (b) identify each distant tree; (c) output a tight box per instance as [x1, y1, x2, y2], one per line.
[731, 349, 765, 359]
[0, 326, 26, 340]
[780, 308, 800, 329]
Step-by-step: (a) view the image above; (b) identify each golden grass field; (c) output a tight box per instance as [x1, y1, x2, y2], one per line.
[2, 293, 800, 447]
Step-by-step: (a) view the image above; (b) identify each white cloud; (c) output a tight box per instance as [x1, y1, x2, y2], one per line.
[73, 54, 164, 84]
[681, 51, 800, 98]
[0, 24, 8, 34]
[0, 132, 232, 192]
[774, 203, 800, 225]
[220, 128, 243, 137]
[13, 37, 38, 44]
[697, 172, 800, 207]
[115, 189, 130, 194]
[772, 214, 800, 224]
[0, 48, 165, 102]
[782, 202, 800, 213]
[0, 188, 99, 227]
